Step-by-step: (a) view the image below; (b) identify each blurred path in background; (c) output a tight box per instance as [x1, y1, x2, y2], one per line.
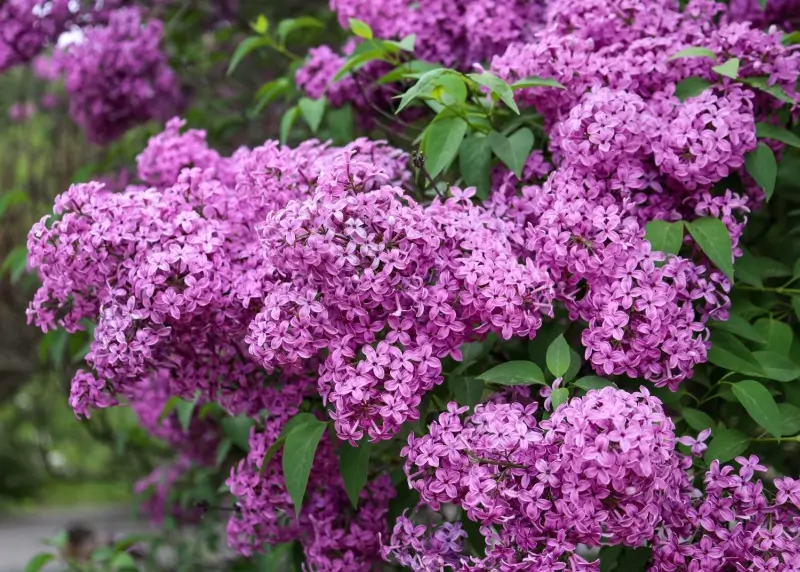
[0, 505, 145, 572]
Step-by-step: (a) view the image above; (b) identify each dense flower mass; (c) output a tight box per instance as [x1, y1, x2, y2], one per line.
[27, 123, 411, 416]
[55, 7, 184, 144]
[482, 0, 799, 388]
[389, 388, 800, 571]
[328, 0, 545, 69]
[249, 174, 553, 443]
[395, 388, 692, 569]
[1, 0, 77, 72]
[19, 0, 800, 569]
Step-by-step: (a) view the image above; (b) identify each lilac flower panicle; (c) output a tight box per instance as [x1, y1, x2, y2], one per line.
[56, 7, 184, 144]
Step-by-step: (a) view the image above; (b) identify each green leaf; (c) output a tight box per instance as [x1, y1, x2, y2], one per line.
[550, 387, 569, 409]
[712, 57, 740, 79]
[280, 106, 300, 144]
[753, 351, 800, 382]
[228, 36, 270, 75]
[0, 189, 29, 219]
[709, 315, 766, 343]
[260, 438, 286, 473]
[681, 407, 715, 432]
[281, 413, 321, 438]
[780, 403, 800, 435]
[452, 335, 496, 375]
[704, 427, 750, 464]
[745, 143, 778, 200]
[328, 105, 355, 145]
[669, 47, 717, 61]
[783, 31, 800, 45]
[756, 256, 791, 278]
[756, 122, 800, 148]
[753, 318, 794, 354]
[176, 392, 200, 433]
[467, 71, 519, 114]
[25, 553, 55, 572]
[376, 60, 442, 84]
[599, 545, 623, 572]
[395, 68, 449, 112]
[448, 375, 484, 411]
[674, 77, 713, 101]
[730, 297, 767, 321]
[158, 396, 181, 424]
[685, 217, 734, 280]
[460, 511, 486, 556]
[349, 38, 397, 58]
[618, 547, 653, 570]
[488, 128, 534, 178]
[260, 413, 321, 474]
[732, 249, 763, 287]
[573, 376, 615, 391]
[563, 349, 582, 382]
[215, 438, 232, 467]
[477, 361, 546, 386]
[742, 76, 796, 105]
[333, 49, 390, 82]
[422, 114, 468, 177]
[459, 135, 492, 199]
[382, 34, 417, 52]
[251, 15, 268, 34]
[111, 552, 138, 571]
[221, 415, 255, 451]
[546, 334, 571, 378]
[793, 296, 800, 321]
[510, 77, 566, 90]
[349, 18, 373, 40]
[277, 17, 323, 44]
[283, 417, 328, 517]
[254, 78, 291, 114]
[731, 380, 782, 438]
[340, 439, 371, 509]
[645, 220, 684, 255]
[298, 97, 327, 133]
[432, 74, 468, 105]
[398, 34, 417, 51]
[707, 331, 764, 376]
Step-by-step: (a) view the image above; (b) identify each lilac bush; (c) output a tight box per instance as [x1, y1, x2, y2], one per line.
[8, 0, 800, 570]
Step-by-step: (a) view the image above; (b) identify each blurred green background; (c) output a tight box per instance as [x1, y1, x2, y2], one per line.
[0, 0, 336, 515]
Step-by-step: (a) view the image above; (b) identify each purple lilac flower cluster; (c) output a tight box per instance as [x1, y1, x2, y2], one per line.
[27, 120, 416, 568]
[390, 387, 800, 571]
[249, 169, 553, 443]
[327, 0, 545, 69]
[0, 0, 111, 72]
[298, 0, 797, 121]
[728, 0, 800, 29]
[54, 7, 184, 144]
[28, 123, 409, 417]
[485, 0, 799, 387]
